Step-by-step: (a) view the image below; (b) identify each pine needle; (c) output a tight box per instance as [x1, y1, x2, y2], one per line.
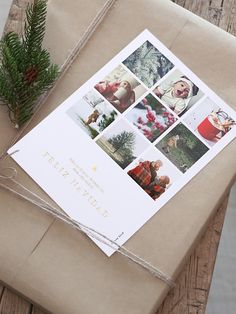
[0, 0, 59, 128]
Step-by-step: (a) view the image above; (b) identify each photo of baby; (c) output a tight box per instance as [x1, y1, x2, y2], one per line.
[153, 69, 203, 116]
[125, 94, 177, 143]
[95, 64, 146, 113]
[184, 98, 235, 147]
[66, 89, 118, 139]
[96, 119, 149, 169]
[156, 123, 209, 173]
[126, 148, 181, 201]
[123, 40, 174, 88]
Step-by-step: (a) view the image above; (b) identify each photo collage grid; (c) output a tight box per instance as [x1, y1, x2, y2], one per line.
[66, 40, 235, 201]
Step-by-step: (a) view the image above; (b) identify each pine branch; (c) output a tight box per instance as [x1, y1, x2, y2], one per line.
[23, 0, 47, 62]
[0, 0, 59, 128]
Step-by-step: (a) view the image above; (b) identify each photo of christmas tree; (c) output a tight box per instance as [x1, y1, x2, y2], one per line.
[96, 119, 149, 169]
[156, 123, 209, 173]
[66, 89, 118, 139]
[125, 94, 177, 143]
[123, 40, 174, 88]
[94, 64, 146, 113]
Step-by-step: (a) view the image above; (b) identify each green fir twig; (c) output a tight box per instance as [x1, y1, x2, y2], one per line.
[0, 0, 59, 128]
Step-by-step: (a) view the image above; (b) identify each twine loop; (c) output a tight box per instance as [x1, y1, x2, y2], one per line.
[0, 165, 175, 288]
[0, 167, 17, 179]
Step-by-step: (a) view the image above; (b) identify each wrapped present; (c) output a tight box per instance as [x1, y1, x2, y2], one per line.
[0, 0, 235, 313]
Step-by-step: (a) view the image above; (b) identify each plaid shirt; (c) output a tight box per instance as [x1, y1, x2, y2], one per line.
[148, 184, 165, 200]
[128, 161, 153, 187]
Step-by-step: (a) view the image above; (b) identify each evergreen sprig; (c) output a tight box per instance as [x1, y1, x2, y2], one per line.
[0, 0, 59, 128]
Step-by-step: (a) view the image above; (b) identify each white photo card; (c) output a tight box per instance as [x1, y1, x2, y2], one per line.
[9, 30, 236, 256]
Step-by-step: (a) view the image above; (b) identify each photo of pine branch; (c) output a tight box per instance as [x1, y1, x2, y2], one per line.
[123, 41, 174, 88]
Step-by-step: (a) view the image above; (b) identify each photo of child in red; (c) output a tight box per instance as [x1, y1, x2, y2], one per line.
[127, 160, 170, 200]
[95, 74, 140, 113]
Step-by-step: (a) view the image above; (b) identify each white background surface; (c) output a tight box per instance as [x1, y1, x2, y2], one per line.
[0, 0, 11, 36]
[206, 183, 236, 314]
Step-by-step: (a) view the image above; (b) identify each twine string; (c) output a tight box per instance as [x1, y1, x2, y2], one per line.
[0, 0, 175, 288]
[0, 167, 175, 287]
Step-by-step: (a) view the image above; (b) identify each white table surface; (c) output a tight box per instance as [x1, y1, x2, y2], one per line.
[0, 0, 11, 36]
[206, 182, 236, 314]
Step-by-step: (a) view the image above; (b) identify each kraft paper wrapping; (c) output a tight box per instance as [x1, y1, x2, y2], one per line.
[0, 1, 236, 313]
